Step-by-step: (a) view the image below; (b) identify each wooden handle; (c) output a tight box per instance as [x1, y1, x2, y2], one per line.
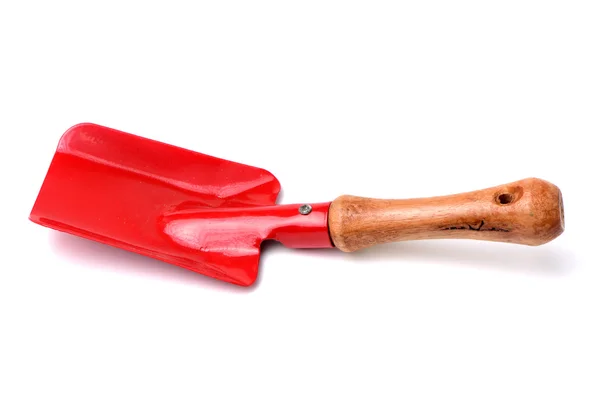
[328, 178, 564, 252]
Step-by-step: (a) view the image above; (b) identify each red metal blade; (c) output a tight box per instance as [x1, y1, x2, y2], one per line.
[30, 123, 329, 286]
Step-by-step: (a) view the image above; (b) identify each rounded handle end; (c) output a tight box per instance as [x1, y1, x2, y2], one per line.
[501, 177, 564, 246]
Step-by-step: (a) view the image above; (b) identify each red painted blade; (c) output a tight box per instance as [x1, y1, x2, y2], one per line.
[30, 123, 285, 286]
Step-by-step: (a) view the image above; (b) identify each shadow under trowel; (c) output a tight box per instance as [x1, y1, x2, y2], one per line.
[301, 239, 574, 277]
[49, 232, 261, 292]
[50, 230, 573, 290]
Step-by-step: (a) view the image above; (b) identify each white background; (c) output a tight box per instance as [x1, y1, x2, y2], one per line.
[1, 1, 598, 399]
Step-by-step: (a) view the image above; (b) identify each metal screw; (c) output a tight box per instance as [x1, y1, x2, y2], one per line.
[298, 204, 312, 215]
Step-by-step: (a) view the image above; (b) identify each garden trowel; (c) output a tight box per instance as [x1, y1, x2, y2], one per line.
[30, 123, 565, 286]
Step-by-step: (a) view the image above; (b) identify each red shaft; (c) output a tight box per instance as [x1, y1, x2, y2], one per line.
[160, 202, 333, 250]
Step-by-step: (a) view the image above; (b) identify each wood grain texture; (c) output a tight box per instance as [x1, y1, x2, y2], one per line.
[328, 178, 564, 252]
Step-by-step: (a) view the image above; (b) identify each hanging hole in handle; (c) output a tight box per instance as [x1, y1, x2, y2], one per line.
[497, 193, 514, 204]
[494, 186, 523, 205]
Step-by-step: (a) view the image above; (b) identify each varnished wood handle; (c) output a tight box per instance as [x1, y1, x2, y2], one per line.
[328, 178, 564, 252]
